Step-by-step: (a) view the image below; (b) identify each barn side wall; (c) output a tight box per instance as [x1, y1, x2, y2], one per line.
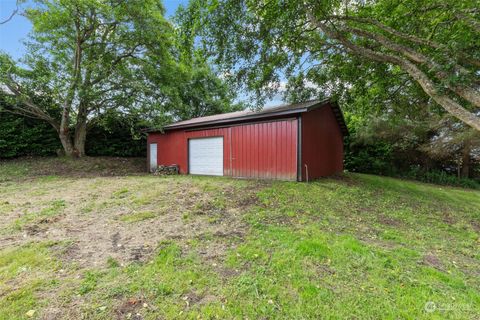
[229, 118, 297, 180]
[301, 104, 344, 180]
[147, 118, 298, 180]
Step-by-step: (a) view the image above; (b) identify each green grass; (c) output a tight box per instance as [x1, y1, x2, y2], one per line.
[72, 241, 221, 319]
[0, 156, 145, 182]
[0, 242, 61, 320]
[12, 199, 66, 231]
[0, 158, 479, 319]
[119, 211, 157, 223]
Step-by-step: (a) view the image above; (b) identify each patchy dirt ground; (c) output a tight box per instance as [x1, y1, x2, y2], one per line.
[0, 175, 262, 267]
[0, 162, 265, 319]
[1, 158, 479, 319]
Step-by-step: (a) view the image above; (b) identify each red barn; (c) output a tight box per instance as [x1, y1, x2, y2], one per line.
[146, 99, 348, 181]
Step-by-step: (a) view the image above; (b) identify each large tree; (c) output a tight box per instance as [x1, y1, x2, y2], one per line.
[0, 0, 178, 157]
[282, 37, 479, 178]
[179, 0, 480, 130]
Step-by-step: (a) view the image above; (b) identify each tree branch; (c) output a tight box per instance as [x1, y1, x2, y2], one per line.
[342, 25, 480, 108]
[327, 15, 480, 69]
[306, 9, 480, 131]
[3, 79, 59, 130]
[0, 0, 19, 25]
[329, 15, 444, 51]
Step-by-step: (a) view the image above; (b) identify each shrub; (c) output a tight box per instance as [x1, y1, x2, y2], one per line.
[0, 113, 60, 158]
[0, 111, 146, 159]
[403, 168, 480, 189]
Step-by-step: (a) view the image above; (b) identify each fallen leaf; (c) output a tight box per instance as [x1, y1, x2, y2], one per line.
[26, 310, 36, 317]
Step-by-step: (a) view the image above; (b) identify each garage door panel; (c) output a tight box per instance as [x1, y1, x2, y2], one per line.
[189, 137, 224, 176]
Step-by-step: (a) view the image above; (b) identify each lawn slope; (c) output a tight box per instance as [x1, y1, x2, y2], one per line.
[0, 158, 478, 319]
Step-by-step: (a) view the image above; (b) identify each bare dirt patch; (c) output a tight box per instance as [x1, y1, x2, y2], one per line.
[0, 176, 262, 268]
[471, 220, 480, 232]
[114, 297, 147, 320]
[183, 291, 218, 309]
[329, 173, 361, 187]
[442, 213, 456, 225]
[422, 253, 444, 271]
[236, 193, 260, 208]
[378, 215, 403, 227]
[0, 174, 264, 319]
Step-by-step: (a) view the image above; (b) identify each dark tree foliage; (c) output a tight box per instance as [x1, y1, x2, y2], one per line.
[0, 111, 147, 159]
[85, 112, 146, 157]
[344, 116, 480, 189]
[0, 112, 60, 158]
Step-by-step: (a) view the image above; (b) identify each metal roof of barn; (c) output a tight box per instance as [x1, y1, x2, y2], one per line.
[153, 99, 348, 135]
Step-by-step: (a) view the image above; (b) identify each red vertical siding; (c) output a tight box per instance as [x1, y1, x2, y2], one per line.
[146, 105, 345, 181]
[147, 118, 298, 180]
[147, 130, 187, 173]
[301, 103, 344, 180]
[230, 118, 298, 180]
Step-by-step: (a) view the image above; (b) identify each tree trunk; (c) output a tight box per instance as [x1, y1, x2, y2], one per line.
[58, 30, 83, 157]
[59, 131, 75, 157]
[73, 99, 90, 157]
[461, 140, 471, 178]
[58, 103, 78, 157]
[74, 115, 87, 157]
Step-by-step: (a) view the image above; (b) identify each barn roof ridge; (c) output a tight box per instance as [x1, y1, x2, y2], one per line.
[152, 98, 347, 135]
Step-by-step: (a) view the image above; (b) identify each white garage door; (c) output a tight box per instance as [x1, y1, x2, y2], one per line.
[189, 137, 224, 176]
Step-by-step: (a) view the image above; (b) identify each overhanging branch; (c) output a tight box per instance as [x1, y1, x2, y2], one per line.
[305, 9, 480, 131]
[0, 0, 19, 25]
